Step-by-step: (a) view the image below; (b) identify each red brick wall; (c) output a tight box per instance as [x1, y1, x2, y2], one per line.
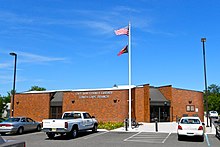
[144, 85, 150, 122]
[158, 85, 172, 101]
[63, 90, 129, 122]
[171, 88, 204, 121]
[133, 84, 150, 122]
[12, 86, 204, 123]
[158, 85, 173, 121]
[13, 93, 50, 122]
[133, 87, 145, 122]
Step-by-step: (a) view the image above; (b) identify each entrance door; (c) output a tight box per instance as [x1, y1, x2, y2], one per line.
[150, 106, 170, 122]
[50, 106, 62, 119]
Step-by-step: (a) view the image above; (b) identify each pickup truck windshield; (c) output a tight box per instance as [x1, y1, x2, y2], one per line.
[63, 113, 82, 119]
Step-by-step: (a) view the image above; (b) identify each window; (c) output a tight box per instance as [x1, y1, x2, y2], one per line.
[186, 105, 195, 112]
[83, 113, 91, 119]
[180, 118, 200, 124]
[62, 113, 82, 119]
[21, 118, 26, 122]
[27, 118, 34, 122]
[73, 113, 81, 119]
[63, 113, 74, 119]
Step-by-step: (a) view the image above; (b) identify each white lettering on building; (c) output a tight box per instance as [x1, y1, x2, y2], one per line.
[76, 91, 113, 99]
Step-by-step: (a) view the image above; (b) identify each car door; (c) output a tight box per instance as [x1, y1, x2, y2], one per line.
[82, 113, 94, 129]
[20, 117, 29, 131]
[26, 118, 37, 131]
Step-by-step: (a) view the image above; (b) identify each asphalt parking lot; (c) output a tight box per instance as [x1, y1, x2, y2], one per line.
[1, 131, 219, 147]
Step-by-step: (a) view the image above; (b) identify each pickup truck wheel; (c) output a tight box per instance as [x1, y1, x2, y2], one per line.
[92, 124, 98, 132]
[47, 133, 55, 139]
[68, 127, 78, 139]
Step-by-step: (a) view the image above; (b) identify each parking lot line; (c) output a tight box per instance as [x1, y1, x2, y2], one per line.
[162, 132, 171, 143]
[124, 132, 170, 144]
[205, 134, 211, 147]
[123, 131, 142, 141]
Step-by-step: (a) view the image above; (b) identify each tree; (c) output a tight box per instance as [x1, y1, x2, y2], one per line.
[208, 84, 220, 95]
[204, 84, 220, 113]
[29, 86, 46, 91]
[0, 92, 11, 116]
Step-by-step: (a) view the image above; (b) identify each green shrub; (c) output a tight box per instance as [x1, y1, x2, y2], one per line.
[98, 121, 124, 130]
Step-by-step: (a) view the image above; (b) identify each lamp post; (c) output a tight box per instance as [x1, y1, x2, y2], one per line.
[201, 38, 209, 127]
[9, 52, 17, 117]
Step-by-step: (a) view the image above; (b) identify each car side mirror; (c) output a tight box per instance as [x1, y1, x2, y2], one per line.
[202, 122, 205, 125]
[91, 116, 95, 118]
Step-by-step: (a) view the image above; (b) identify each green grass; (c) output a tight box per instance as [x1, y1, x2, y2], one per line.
[98, 122, 124, 130]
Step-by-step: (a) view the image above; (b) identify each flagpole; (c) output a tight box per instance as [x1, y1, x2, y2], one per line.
[128, 22, 132, 130]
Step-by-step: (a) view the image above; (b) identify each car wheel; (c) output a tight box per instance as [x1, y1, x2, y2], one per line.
[36, 125, 41, 131]
[200, 136, 204, 142]
[178, 135, 182, 141]
[17, 127, 24, 135]
[92, 124, 98, 133]
[68, 127, 78, 139]
[0, 133, 6, 135]
[47, 133, 55, 139]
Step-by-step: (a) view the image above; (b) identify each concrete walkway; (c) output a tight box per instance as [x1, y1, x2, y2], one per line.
[203, 116, 217, 134]
[111, 120, 216, 134]
[111, 122, 178, 133]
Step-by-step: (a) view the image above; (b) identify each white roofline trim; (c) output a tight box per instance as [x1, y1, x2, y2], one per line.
[20, 85, 136, 94]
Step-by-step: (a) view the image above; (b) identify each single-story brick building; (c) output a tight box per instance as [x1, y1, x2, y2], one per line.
[12, 84, 204, 123]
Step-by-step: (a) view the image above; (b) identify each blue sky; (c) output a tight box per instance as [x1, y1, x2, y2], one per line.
[0, 0, 220, 96]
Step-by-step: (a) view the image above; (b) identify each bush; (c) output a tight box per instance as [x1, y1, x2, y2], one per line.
[98, 122, 124, 130]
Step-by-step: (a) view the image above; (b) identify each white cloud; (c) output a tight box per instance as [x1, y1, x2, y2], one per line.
[0, 63, 10, 68]
[17, 51, 67, 63]
[0, 11, 34, 24]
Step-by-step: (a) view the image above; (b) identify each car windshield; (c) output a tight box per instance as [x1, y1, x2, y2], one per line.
[180, 118, 200, 124]
[210, 111, 217, 113]
[4, 118, 21, 122]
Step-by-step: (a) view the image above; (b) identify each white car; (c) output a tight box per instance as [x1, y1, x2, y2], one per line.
[209, 111, 219, 119]
[177, 117, 204, 141]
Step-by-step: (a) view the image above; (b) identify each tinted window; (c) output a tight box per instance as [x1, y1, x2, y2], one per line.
[27, 118, 34, 122]
[73, 113, 82, 119]
[83, 113, 91, 119]
[63, 113, 74, 119]
[5, 118, 20, 122]
[63, 113, 82, 119]
[180, 118, 200, 124]
[21, 118, 26, 122]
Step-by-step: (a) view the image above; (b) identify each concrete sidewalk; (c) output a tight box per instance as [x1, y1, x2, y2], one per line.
[111, 122, 177, 133]
[111, 122, 216, 134]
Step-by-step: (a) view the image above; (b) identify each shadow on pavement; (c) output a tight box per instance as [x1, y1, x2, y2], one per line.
[178, 136, 204, 142]
[44, 130, 100, 140]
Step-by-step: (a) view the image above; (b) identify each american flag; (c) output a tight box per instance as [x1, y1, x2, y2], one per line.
[114, 27, 129, 36]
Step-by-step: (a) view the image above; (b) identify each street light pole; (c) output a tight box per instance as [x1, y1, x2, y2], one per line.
[9, 52, 17, 117]
[201, 38, 209, 127]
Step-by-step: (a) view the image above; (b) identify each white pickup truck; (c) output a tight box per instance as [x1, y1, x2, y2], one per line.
[42, 111, 98, 139]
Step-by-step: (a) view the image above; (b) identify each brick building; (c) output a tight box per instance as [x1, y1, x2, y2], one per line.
[12, 84, 204, 123]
